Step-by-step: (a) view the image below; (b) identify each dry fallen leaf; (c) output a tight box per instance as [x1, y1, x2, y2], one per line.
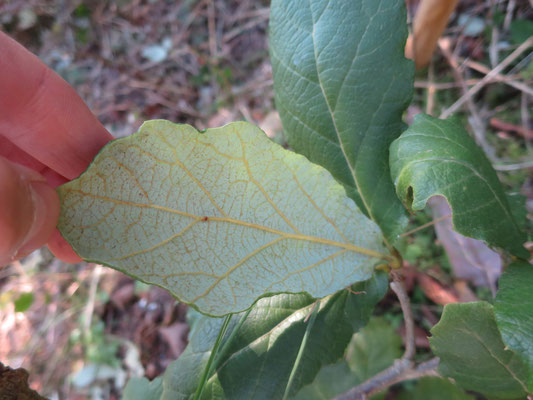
[429, 196, 502, 294]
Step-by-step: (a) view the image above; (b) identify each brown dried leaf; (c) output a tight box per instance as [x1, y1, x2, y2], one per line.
[417, 273, 459, 305]
[158, 322, 189, 358]
[429, 196, 502, 293]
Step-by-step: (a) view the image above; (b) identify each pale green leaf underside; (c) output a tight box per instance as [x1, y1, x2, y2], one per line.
[270, 0, 413, 243]
[57, 120, 388, 316]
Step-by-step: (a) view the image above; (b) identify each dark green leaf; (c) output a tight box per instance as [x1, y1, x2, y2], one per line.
[294, 317, 402, 399]
[506, 193, 528, 232]
[270, 0, 413, 243]
[123, 377, 163, 400]
[510, 20, 533, 45]
[125, 272, 388, 399]
[345, 317, 402, 380]
[390, 114, 528, 258]
[430, 302, 529, 398]
[200, 273, 386, 399]
[292, 361, 355, 400]
[396, 377, 475, 400]
[494, 261, 533, 392]
[14, 292, 34, 313]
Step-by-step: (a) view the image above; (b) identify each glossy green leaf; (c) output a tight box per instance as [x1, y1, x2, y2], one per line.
[396, 377, 475, 400]
[270, 0, 413, 243]
[390, 114, 528, 258]
[430, 302, 529, 399]
[494, 261, 533, 392]
[124, 272, 388, 399]
[57, 120, 390, 316]
[294, 316, 402, 399]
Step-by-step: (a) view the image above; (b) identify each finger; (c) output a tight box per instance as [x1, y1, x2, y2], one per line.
[0, 31, 113, 180]
[0, 136, 68, 187]
[0, 136, 81, 263]
[0, 156, 59, 266]
[47, 229, 83, 264]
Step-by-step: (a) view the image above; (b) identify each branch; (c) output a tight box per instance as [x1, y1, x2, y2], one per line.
[334, 357, 440, 400]
[334, 274, 440, 399]
[390, 275, 415, 360]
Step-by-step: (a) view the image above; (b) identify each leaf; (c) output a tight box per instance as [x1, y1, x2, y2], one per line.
[294, 316, 402, 400]
[396, 377, 475, 400]
[510, 19, 533, 45]
[429, 196, 502, 290]
[292, 361, 356, 400]
[124, 272, 388, 399]
[494, 261, 533, 392]
[57, 120, 390, 316]
[345, 317, 403, 379]
[123, 377, 163, 400]
[390, 114, 528, 258]
[14, 292, 34, 313]
[269, 0, 413, 243]
[506, 193, 528, 232]
[430, 302, 529, 399]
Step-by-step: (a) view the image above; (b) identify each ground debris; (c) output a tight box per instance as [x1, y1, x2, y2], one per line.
[0, 363, 47, 400]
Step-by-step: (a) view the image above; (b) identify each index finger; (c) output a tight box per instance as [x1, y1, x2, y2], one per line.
[0, 31, 113, 180]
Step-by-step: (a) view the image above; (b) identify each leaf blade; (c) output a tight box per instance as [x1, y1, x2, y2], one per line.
[123, 272, 388, 400]
[269, 0, 413, 242]
[57, 120, 388, 316]
[396, 377, 475, 400]
[390, 114, 527, 258]
[430, 302, 529, 399]
[494, 261, 533, 392]
[294, 316, 403, 400]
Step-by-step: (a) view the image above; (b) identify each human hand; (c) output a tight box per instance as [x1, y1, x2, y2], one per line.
[0, 31, 114, 266]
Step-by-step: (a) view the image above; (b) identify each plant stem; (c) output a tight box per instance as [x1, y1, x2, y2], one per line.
[193, 314, 232, 400]
[282, 302, 320, 400]
[399, 214, 451, 238]
[334, 357, 440, 400]
[390, 276, 415, 360]
[214, 307, 253, 368]
[334, 273, 439, 399]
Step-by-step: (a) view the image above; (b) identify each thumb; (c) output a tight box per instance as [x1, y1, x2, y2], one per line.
[0, 156, 59, 266]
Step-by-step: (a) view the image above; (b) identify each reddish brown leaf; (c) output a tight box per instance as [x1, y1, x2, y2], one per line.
[417, 273, 459, 305]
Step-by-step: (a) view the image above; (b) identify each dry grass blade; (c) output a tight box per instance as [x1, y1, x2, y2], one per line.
[441, 36, 533, 118]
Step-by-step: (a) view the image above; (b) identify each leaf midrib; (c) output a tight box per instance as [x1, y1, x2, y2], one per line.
[206, 299, 321, 395]
[456, 325, 529, 393]
[307, 0, 377, 236]
[65, 189, 392, 261]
